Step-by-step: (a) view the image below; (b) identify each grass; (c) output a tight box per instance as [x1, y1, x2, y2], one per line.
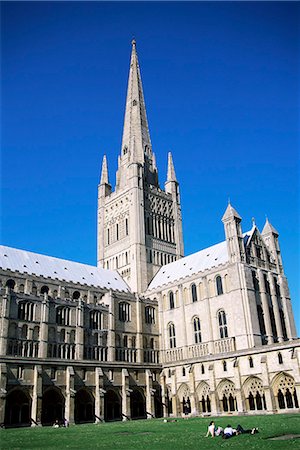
[1, 414, 300, 450]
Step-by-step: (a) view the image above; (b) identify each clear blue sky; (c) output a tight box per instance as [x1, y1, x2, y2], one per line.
[1, 2, 299, 333]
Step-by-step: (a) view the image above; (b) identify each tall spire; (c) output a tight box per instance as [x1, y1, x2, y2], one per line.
[100, 155, 109, 185]
[121, 40, 152, 163]
[167, 152, 177, 182]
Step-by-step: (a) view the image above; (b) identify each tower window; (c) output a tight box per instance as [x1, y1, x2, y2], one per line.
[249, 356, 254, 368]
[169, 291, 175, 309]
[168, 323, 176, 348]
[145, 306, 155, 324]
[278, 352, 283, 364]
[191, 283, 197, 302]
[119, 302, 131, 322]
[193, 317, 201, 344]
[216, 276, 223, 296]
[218, 310, 228, 339]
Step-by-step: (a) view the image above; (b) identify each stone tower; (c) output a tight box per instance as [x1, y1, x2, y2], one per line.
[97, 41, 184, 293]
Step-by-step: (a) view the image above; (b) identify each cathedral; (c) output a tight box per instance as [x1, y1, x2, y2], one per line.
[0, 41, 299, 428]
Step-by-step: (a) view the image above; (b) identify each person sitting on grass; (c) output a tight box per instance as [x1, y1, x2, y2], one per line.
[205, 421, 223, 438]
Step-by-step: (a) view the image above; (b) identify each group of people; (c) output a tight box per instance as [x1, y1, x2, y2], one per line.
[206, 421, 259, 439]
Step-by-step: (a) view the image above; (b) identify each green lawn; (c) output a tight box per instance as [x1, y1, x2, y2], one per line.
[1, 414, 300, 450]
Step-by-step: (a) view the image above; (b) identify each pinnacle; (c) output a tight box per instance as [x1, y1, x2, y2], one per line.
[167, 152, 177, 182]
[262, 217, 279, 236]
[100, 155, 109, 185]
[222, 202, 242, 222]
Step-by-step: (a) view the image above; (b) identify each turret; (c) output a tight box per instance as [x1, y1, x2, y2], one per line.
[261, 218, 282, 272]
[99, 155, 111, 197]
[222, 202, 245, 263]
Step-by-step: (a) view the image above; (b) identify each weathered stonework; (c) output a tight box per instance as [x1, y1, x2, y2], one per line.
[0, 41, 299, 427]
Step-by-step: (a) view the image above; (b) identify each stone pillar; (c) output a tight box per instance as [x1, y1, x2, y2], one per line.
[203, 279, 214, 354]
[0, 363, 7, 425]
[106, 290, 115, 361]
[170, 369, 178, 416]
[31, 365, 43, 426]
[188, 366, 198, 416]
[121, 369, 131, 420]
[75, 300, 84, 360]
[208, 363, 218, 415]
[39, 294, 49, 358]
[145, 370, 155, 418]
[0, 290, 11, 356]
[233, 360, 245, 413]
[135, 294, 143, 364]
[65, 366, 75, 424]
[268, 274, 284, 343]
[261, 355, 276, 412]
[278, 275, 297, 340]
[95, 367, 105, 422]
[258, 270, 274, 344]
[160, 373, 168, 418]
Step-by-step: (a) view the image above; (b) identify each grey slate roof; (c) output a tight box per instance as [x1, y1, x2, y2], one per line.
[0, 245, 130, 292]
[147, 240, 229, 291]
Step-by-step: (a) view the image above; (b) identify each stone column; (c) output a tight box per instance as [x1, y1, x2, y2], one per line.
[106, 290, 115, 361]
[0, 363, 7, 425]
[278, 275, 297, 340]
[39, 293, 49, 358]
[75, 300, 84, 360]
[203, 279, 214, 354]
[268, 274, 284, 343]
[170, 369, 178, 416]
[208, 364, 218, 415]
[160, 372, 168, 417]
[261, 355, 276, 412]
[0, 289, 11, 356]
[31, 365, 43, 426]
[258, 270, 274, 344]
[135, 294, 143, 363]
[188, 367, 198, 416]
[121, 369, 131, 420]
[65, 366, 75, 424]
[145, 369, 155, 418]
[95, 368, 105, 422]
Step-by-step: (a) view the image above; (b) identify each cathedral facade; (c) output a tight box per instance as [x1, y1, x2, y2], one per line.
[0, 41, 299, 427]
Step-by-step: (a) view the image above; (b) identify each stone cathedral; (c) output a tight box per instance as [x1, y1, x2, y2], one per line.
[0, 41, 299, 428]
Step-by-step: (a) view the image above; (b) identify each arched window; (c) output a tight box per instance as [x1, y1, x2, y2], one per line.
[191, 283, 197, 302]
[182, 366, 186, 376]
[249, 357, 254, 368]
[193, 317, 201, 344]
[89, 310, 102, 330]
[72, 291, 80, 300]
[21, 324, 28, 339]
[169, 291, 175, 310]
[56, 307, 71, 326]
[201, 364, 205, 374]
[19, 284, 25, 294]
[119, 302, 131, 322]
[218, 310, 228, 339]
[123, 335, 128, 348]
[145, 306, 155, 324]
[278, 352, 283, 364]
[40, 286, 49, 295]
[223, 360, 227, 371]
[168, 323, 176, 348]
[18, 302, 35, 321]
[216, 276, 223, 296]
[6, 279, 15, 291]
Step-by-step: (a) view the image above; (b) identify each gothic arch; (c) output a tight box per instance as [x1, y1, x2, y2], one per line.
[104, 389, 122, 422]
[4, 388, 31, 427]
[242, 376, 266, 411]
[74, 388, 95, 423]
[216, 379, 237, 412]
[177, 383, 191, 415]
[271, 372, 299, 410]
[41, 387, 65, 426]
[130, 388, 146, 419]
[196, 381, 211, 414]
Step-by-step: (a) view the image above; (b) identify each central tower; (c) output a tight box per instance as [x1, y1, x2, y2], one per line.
[97, 41, 184, 292]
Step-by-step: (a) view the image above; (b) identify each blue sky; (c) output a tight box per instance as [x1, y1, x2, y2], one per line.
[1, 2, 299, 333]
